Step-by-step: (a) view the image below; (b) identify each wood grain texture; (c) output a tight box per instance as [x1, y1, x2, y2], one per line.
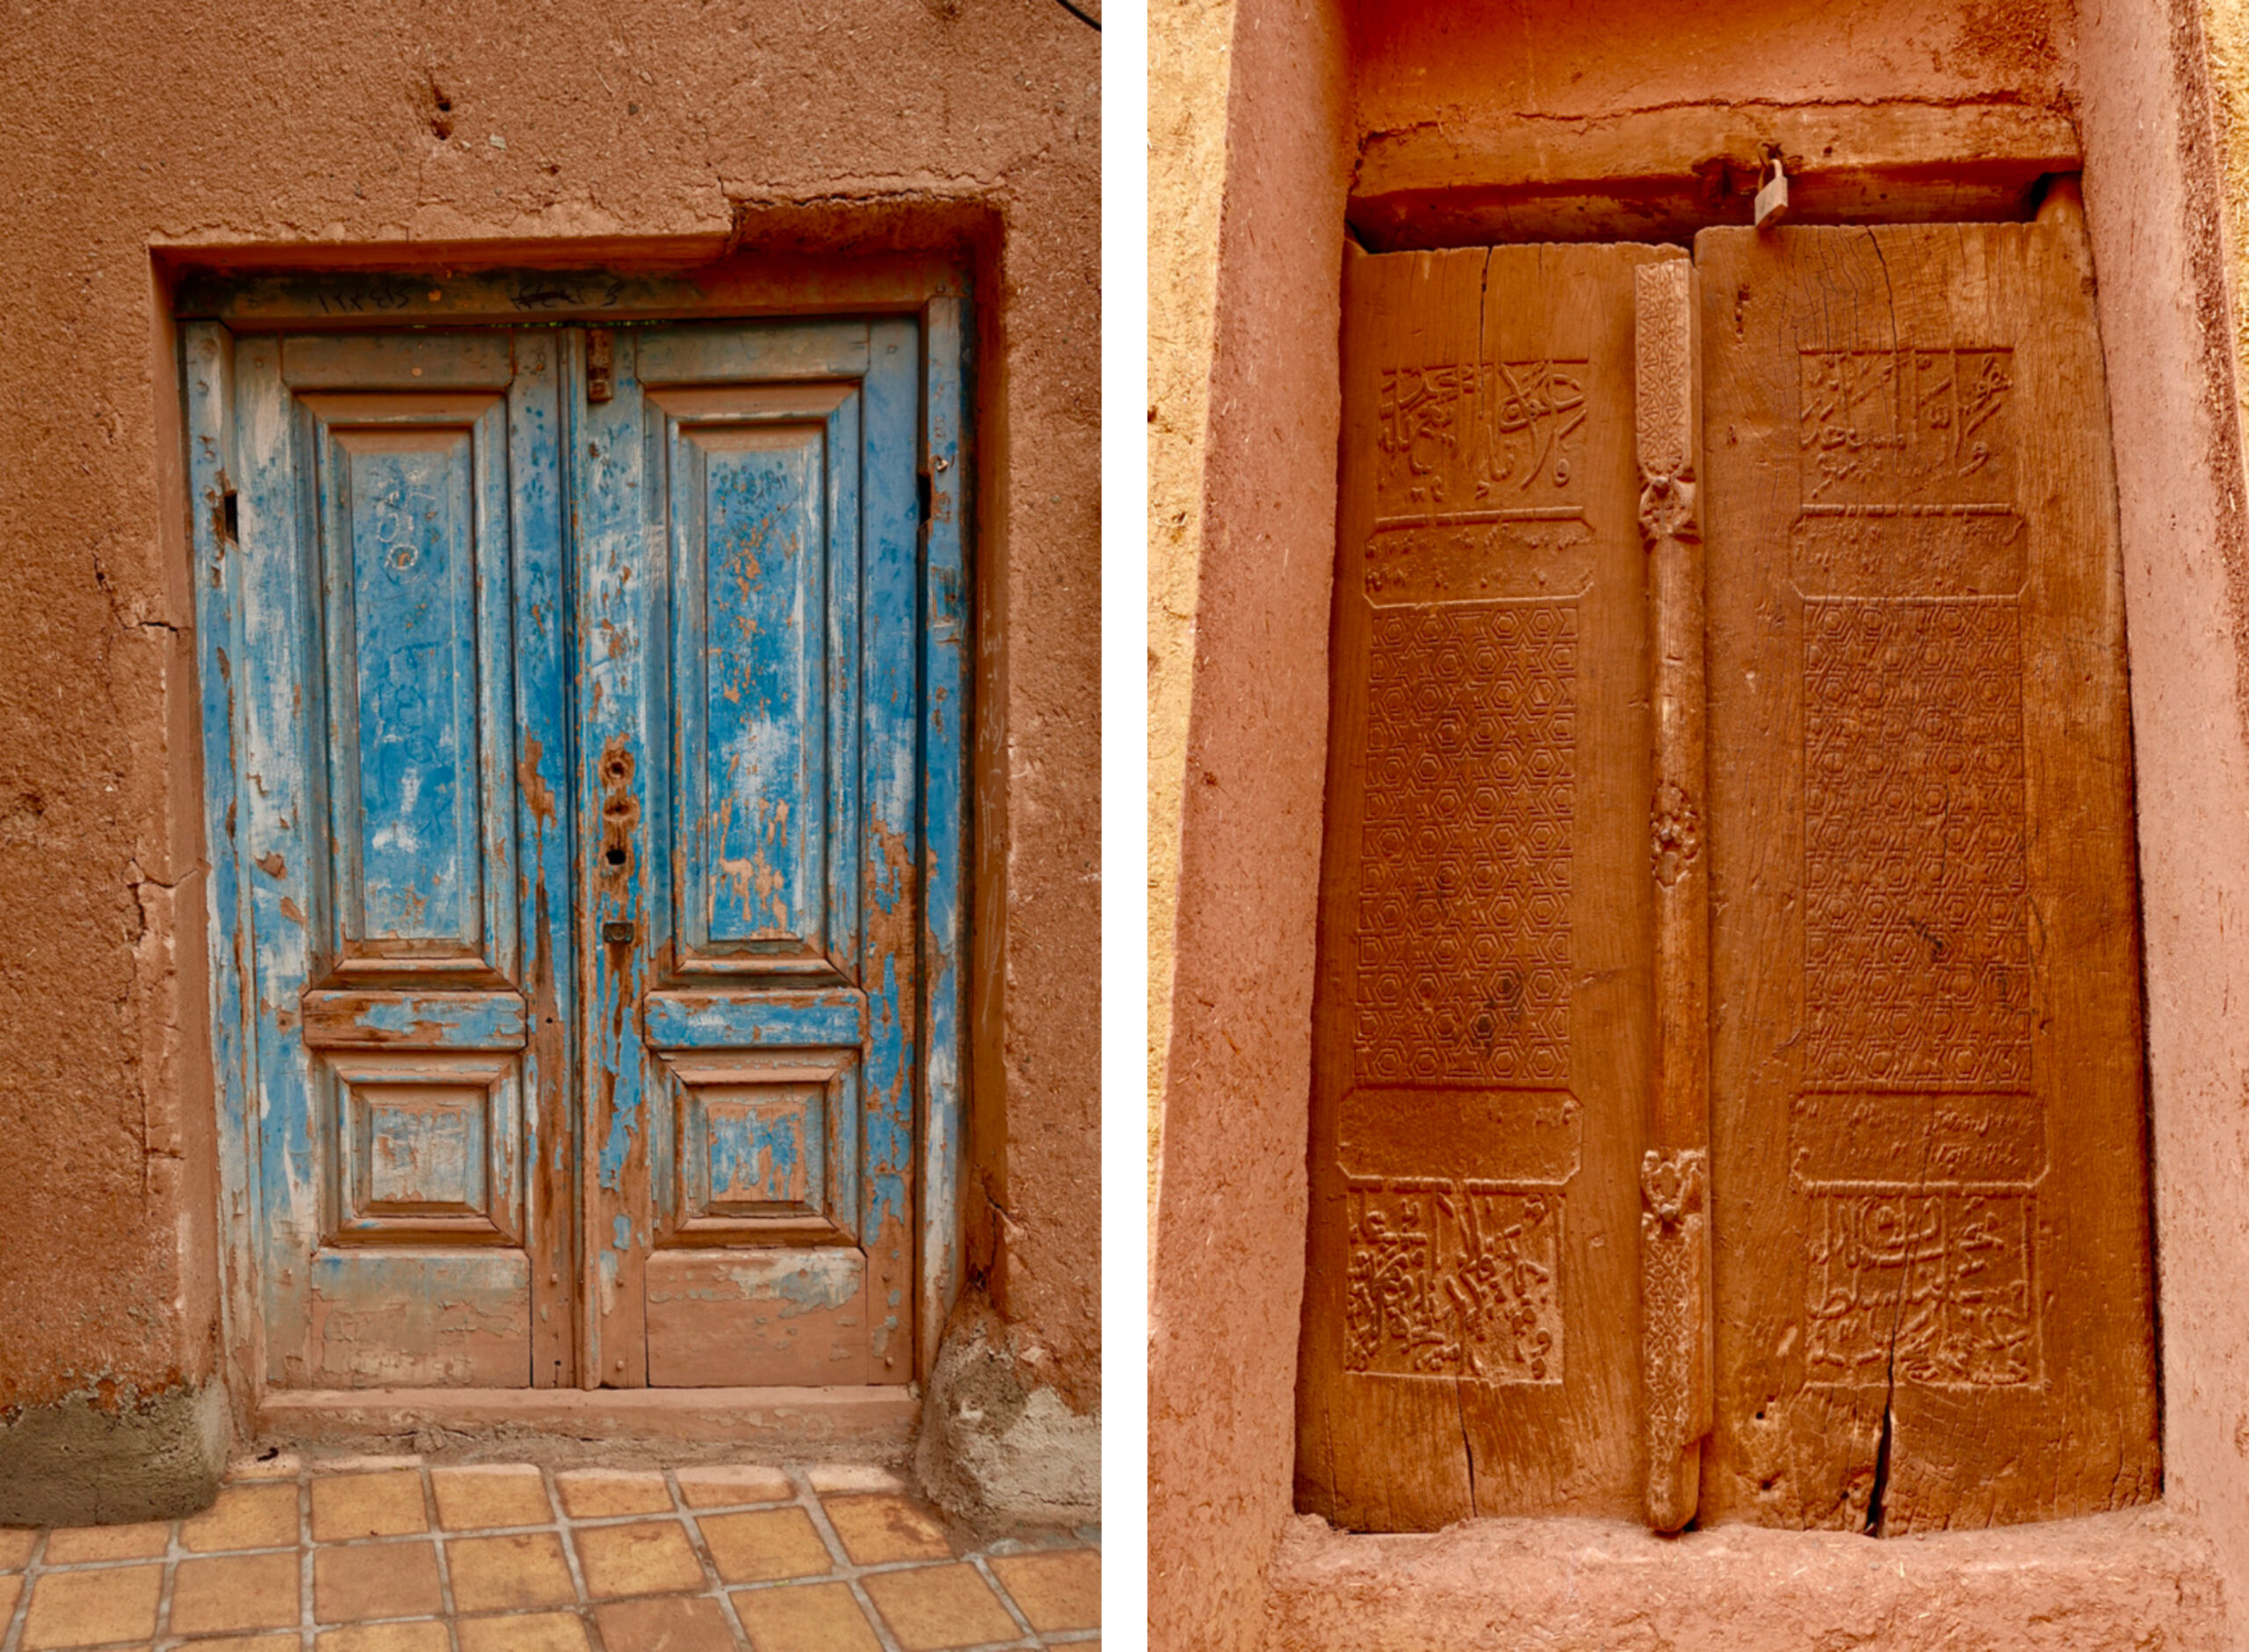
[1697, 217, 2159, 1532]
[1635, 258, 1713, 1533]
[1296, 243, 1676, 1528]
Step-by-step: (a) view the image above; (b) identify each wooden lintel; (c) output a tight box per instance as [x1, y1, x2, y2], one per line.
[172, 254, 970, 327]
[1352, 102, 2079, 249]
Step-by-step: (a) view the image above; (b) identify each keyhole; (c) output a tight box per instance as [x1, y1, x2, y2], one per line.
[605, 846, 626, 866]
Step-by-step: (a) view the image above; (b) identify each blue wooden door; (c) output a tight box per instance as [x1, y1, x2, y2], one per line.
[572, 320, 944, 1388]
[185, 307, 965, 1391]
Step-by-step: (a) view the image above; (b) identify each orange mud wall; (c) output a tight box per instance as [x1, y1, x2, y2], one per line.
[0, 0, 1096, 1523]
[1150, 0, 2249, 1645]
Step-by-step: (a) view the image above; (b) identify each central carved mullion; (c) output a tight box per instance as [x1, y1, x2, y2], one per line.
[1634, 256, 1715, 1533]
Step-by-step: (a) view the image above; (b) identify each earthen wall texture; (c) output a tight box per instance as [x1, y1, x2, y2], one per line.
[1349, 0, 2078, 141]
[1146, 0, 1348, 1644]
[0, 0, 1097, 1422]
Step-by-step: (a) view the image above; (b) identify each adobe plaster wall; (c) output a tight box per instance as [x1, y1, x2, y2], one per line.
[1146, 0, 1349, 1643]
[2077, 0, 2249, 1627]
[1350, 0, 2078, 143]
[1151, 0, 2249, 1645]
[0, 0, 1096, 1522]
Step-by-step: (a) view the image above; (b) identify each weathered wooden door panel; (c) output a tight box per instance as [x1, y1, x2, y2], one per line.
[1296, 244, 1671, 1526]
[188, 298, 967, 1396]
[1697, 220, 2158, 1531]
[571, 320, 928, 1389]
[208, 329, 571, 1389]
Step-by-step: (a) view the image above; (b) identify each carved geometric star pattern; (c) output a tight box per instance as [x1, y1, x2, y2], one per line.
[1355, 601, 1575, 1086]
[1802, 598, 2030, 1091]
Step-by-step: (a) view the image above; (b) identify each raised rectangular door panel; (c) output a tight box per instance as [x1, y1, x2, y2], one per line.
[1296, 243, 1672, 1527]
[1697, 220, 2159, 1530]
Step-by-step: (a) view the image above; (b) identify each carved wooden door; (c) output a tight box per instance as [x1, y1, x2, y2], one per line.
[1298, 201, 2158, 1533]
[185, 310, 966, 1393]
[1297, 245, 1670, 1526]
[1697, 223, 2156, 1530]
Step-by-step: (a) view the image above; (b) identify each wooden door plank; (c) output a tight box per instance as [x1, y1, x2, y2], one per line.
[917, 295, 973, 1378]
[857, 316, 926, 1383]
[571, 325, 660, 1389]
[508, 329, 577, 1389]
[1296, 242, 1674, 1528]
[1697, 212, 2159, 1532]
[230, 334, 329, 1386]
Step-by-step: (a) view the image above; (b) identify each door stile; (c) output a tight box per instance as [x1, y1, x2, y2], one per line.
[184, 321, 267, 1394]
[916, 296, 971, 1378]
[508, 332, 578, 1388]
[1632, 259, 1715, 1533]
[862, 318, 925, 1378]
[229, 335, 327, 1383]
[568, 324, 661, 1388]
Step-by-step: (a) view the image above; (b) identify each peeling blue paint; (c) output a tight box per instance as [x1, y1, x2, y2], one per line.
[194, 297, 968, 1393]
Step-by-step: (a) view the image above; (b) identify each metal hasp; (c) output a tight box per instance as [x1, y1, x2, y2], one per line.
[1635, 256, 1715, 1532]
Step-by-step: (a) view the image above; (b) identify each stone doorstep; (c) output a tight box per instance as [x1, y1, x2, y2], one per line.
[1265, 1505, 2227, 1651]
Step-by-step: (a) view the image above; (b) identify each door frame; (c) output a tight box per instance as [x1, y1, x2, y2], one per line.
[177, 258, 972, 1431]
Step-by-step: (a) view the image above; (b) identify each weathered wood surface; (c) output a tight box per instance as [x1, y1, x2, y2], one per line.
[574, 317, 926, 1389]
[1697, 212, 2159, 1531]
[208, 332, 560, 1390]
[1297, 242, 1673, 1527]
[1634, 258, 1713, 1533]
[191, 302, 966, 1396]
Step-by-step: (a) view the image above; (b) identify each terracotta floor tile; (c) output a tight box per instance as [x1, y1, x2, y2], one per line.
[0, 1526, 35, 1569]
[314, 1539, 444, 1623]
[169, 1638, 302, 1651]
[554, 1468, 673, 1519]
[0, 1573, 18, 1629]
[41, 1520, 170, 1564]
[590, 1595, 738, 1652]
[170, 1550, 303, 1636]
[572, 1519, 705, 1598]
[432, 1465, 555, 1531]
[698, 1506, 833, 1583]
[733, 1582, 885, 1652]
[310, 1471, 428, 1541]
[988, 1549, 1099, 1632]
[315, 1623, 451, 1652]
[446, 1531, 579, 1612]
[184, 1481, 302, 1553]
[20, 1562, 163, 1649]
[820, 1494, 952, 1565]
[861, 1564, 1021, 1652]
[456, 1610, 594, 1652]
[676, 1465, 793, 1509]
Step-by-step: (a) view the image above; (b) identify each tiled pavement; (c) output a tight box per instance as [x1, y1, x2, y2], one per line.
[0, 1456, 1100, 1652]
